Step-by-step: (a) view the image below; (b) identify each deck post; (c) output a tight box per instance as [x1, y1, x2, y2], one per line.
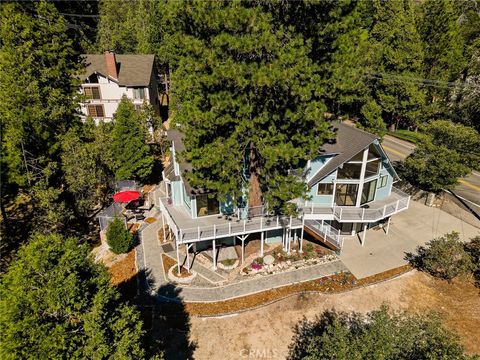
[287, 229, 292, 254]
[362, 208, 365, 221]
[261, 231, 264, 256]
[241, 238, 245, 264]
[382, 205, 386, 217]
[385, 217, 391, 235]
[300, 216, 305, 253]
[212, 239, 217, 270]
[161, 212, 166, 243]
[260, 217, 263, 230]
[186, 244, 191, 272]
[176, 240, 181, 273]
[243, 219, 246, 233]
[276, 216, 279, 227]
[361, 224, 367, 246]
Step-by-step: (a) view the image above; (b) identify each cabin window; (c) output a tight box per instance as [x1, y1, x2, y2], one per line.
[133, 88, 145, 99]
[335, 183, 358, 206]
[378, 175, 388, 188]
[317, 183, 334, 195]
[87, 104, 105, 118]
[365, 159, 380, 178]
[367, 144, 381, 160]
[196, 194, 219, 217]
[84, 86, 101, 99]
[361, 179, 377, 205]
[337, 163, 362, 180]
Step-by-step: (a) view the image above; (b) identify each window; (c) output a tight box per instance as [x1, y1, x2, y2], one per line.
[337, 163, 362, 179]
[349, 151, 364, 162]
[367, 144, 381, 160]
[317, 183, 334, 195]
[378, 175, 388, 188]
[87, 104, 105, 118]
[361, 179, 377, 205]
[84, 86, 101, 99]
[365, 159, 380, 178]
[133, 88, 145, 99]
[335, 183, 358, 206]
[196, 193, 219, 217]
[134, 104, 142, 112]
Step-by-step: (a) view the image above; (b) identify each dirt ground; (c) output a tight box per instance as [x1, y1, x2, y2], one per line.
[189, 271, 480, 359]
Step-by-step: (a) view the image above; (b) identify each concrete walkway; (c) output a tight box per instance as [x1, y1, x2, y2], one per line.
[157, 260, 347, 302]
[340, 200, 480, 279]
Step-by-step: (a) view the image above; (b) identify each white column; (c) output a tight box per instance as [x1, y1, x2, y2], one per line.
[385, 217, 391, 235]
[161, 212, 166, 243]
[300, 217, 305, 253]
[212, 239, 217, 270]
[261, 231, 264, 256]
[361, 223, 367, 246]
[186, 244, 191, 271]
[241, 238, 245, 264]
[176, 240, 181, 273]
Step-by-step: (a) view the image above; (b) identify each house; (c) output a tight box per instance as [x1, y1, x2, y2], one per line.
[78, 51, 160, 122]
[158, 123, 410, 271]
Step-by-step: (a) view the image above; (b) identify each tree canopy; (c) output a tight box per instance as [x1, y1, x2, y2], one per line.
[0, 233, 145, 359]
[160, 1, 332, 212]
[288, 306, 475, 360]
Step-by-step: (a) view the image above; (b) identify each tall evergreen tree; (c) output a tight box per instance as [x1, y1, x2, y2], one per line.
[0, 233, 145, 359]
[162, 1, 331, 212]
[111, 97, 154, 182]
[0, 1, 81, 189]
[369, 0, 427, 130]
[417, 0, 465, 116]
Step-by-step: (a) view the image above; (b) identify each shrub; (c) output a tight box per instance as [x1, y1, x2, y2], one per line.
[107, 217, 134, 254]
[464, 236, 480, 285]
[288, 306, 472, 360]
[409, 232, 474, 280]
[254, 257, 264, 265]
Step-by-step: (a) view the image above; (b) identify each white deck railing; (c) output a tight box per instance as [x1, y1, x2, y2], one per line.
[304, 220, 343, 249]
[177, 215, 303, 243]
[303, 187, 410, 223]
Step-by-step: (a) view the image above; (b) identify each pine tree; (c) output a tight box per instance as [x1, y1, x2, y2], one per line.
[111, 97, 154, 182]
[0, 1, 81, 189]
[417, 0, 465, 115]
[162, 1, 331, 212]
[0, 233, 145, 359]
[369, 0, 427, 130]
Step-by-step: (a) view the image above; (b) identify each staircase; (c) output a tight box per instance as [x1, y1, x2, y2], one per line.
[304, 220, 343, 251]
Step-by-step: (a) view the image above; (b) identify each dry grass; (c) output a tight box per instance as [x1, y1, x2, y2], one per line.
[108, 249, 136, 286]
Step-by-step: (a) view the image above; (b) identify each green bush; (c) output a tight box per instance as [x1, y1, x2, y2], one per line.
[464, 236, 480, 285]
[409, 232, 474, 280]
[106, 218, 134, 254]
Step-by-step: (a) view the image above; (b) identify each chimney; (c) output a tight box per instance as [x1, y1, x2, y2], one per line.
[104, 51, 118, 80]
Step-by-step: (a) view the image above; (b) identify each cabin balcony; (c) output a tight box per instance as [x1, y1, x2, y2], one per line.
[300, 187, 410, 222]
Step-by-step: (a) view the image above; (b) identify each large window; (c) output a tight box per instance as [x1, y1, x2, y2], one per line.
[87, 104, 105, 117]
[133, 88, 145, 100]
[378, 175, 388, 188]
[84, 86, 101, 99]
[361, 179, 377, 205]
[335, 183, 358, 206]
[317, 183, 334, 195]
[337, 163, 362, 180]
[365, 159, 380, 178]
[367, 144, 381, 160]
[196, 194, 219, 217]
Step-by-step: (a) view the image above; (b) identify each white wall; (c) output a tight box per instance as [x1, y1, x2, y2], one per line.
[79, 74, 152, 122]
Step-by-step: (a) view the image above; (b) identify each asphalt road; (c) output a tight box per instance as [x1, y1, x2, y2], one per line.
[382, 135, 480, 217]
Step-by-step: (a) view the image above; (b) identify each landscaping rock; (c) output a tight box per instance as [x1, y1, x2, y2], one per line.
[263, 254, 275, 265]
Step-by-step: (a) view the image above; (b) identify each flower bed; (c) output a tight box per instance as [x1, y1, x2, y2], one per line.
[167, 265, 197, 284]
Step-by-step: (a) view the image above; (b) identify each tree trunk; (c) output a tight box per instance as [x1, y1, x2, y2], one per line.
[248, 142, 262, 209]
[0, 199, 9, 233]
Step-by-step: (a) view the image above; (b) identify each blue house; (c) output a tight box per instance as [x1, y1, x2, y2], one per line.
[160, 122, 410, 271]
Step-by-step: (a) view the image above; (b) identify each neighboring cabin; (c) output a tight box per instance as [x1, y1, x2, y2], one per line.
[160, 122, 410, 270]
[79, 51, 160, 122]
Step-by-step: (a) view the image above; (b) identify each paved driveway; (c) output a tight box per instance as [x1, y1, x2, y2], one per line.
[340, 200, 480, 279]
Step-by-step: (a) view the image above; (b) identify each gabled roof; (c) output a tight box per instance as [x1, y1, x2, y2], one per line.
[80, 54, 155, 87]
[307, 123, 378, 187]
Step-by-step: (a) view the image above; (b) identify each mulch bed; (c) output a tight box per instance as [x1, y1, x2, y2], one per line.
[184, 265, 412, 316]
[162, 254, 177, 274]
[108, 249, 138, 300]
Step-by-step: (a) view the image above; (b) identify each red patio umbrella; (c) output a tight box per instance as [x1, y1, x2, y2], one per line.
[113, 190, 141, 203]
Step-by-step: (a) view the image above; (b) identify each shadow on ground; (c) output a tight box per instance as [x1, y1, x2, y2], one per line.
[116, 269, 197, 359]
